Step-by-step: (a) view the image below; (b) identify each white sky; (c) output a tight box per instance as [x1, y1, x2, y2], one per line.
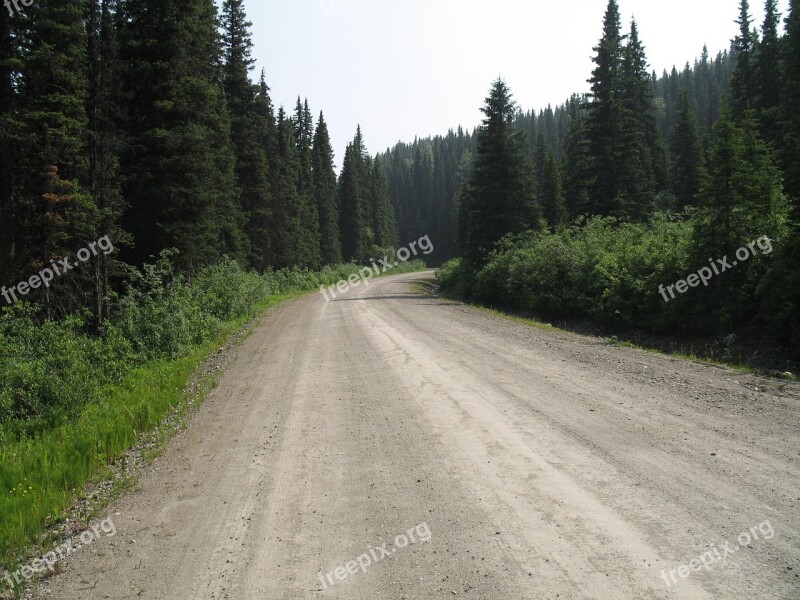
[244, 0, 791, 162]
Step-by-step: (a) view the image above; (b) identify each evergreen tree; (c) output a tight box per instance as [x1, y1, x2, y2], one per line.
[293, 99, 322, 268]
[670, 89, 707, 212]
[118, 0, 245, 270]
[782, 0, 800, 204]
[270, 107, 303, 267]
[253, 69, 279, 268]
[562, 95, 590, 219]
[692, 106, 787, 326]
[618, 19, 662, 219]
[693, 106, 786, 264]
[221, 0, 271, 270]
[534, 127, 547, 185]
[755, 0, 783, 148]
[369, 159, 398, 249]
[312, 112, 341, 265]
[586, 0, 625, 216]
[86, 0, 126, 325]
[338, 126, 370, 261]
[731, 0, 758, 118]
[11, 0, 95, 317]
[541, 151, 567, 228]
[459, 78, 537, 265]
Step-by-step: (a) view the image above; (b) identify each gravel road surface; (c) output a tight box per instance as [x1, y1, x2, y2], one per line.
[32, 271, 800, 599]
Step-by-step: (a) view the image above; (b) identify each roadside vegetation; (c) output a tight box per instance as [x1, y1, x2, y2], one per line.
[0, 254, 424, 579]
[436, 0, 799, 360]
[439, 211, 792, 341]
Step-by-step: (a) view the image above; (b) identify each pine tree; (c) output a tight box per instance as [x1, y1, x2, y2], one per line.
[755, 0, 783, 148]
[270, 107, 304, 267]
[586, 0, 625, 216]
[338, 126, 370, 261]
[221, 0, 271, 270]
[731, 0, 758, 118]
[118, 0, 245, 270]
[692, 106, 787, 326]
[11, 0, 95, 317]
[534, 127, 547, 186]
[670, 89, 707, 212]
[312, 112, 341, 265]
[253, 70, 279, 268]
[369, 159, 398, 249]
[618, 19, 663, 219]
[562, 95, 590, 219]
[459, 78, 537, 265]
[86, 0, 126, 325]
[782, 0, 800, 205]
[293, 99, 322, 268]
[694, 106, 786, 260]
[541, 151, 567, 228]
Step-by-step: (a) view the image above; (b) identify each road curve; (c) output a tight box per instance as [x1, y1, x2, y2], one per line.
[32, 271, 800, 599]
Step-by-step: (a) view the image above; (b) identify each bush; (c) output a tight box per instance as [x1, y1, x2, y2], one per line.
[0, 253, 427, 428]
[439, 215, 695, 331]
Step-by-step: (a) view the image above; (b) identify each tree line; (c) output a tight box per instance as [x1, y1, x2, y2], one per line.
[0, 0, 398, 326]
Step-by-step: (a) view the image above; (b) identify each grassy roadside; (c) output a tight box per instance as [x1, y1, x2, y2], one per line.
[414, 277, 796, 379]
[0, 260, 426, 590]
[0, 291, 295, 585]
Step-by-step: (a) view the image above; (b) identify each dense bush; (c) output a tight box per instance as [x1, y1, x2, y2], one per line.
[438, 214, 788, 336]
[0, 254, 426, 430]
[0, 308, 132, 427]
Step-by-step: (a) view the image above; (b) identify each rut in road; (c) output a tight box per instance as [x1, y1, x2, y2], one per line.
[31, 272, 800, 600]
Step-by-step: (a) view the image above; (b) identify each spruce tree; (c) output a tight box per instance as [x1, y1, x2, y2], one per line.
[731, 0, 758, 118]
[270, 107, 303, 267]
[221, 0, 271, 270]
[755, 0, 783, 148]
[12, 0, 95, 317]
[541, 151, 567, 228]
[562, 95, 590, 219]
[782, 0, 800, 204]
[86, 0, 126, 325]
[254, 69, 280, 267]
[618, 19, 662, 219]
[459, 78, 537, 265]
[312, 112, 342, 265]
[293, 99, 322, 268]
[694, 106, 786, 262]
[586, 0, 625, 216]
[534, 128, 548, 186]
[369, 159, 398, 249]
[670, 89, 707, 212]
[338, 126, 370, 261]
[118, 0, 245, 270]
[692, 106, 787, 326]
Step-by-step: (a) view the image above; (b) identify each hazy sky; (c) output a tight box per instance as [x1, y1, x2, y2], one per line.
[243, 0, 791, 163]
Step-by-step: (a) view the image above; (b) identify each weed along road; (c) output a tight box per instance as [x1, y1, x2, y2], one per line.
[32, 272, 799, 600]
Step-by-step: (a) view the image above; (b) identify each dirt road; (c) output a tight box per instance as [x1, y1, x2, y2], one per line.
[32, 271, 799, 599]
